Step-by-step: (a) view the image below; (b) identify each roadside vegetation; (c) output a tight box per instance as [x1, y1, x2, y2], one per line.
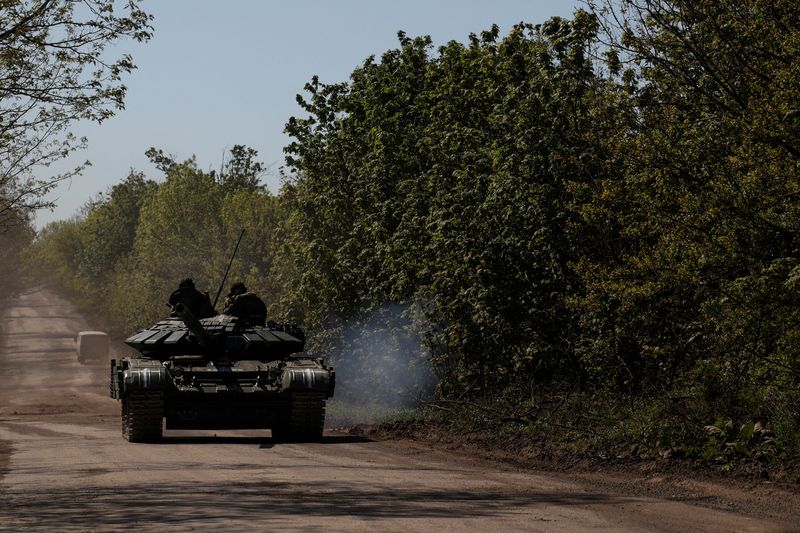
[0, 0, 151, 296]
[29, 0, 800, 479]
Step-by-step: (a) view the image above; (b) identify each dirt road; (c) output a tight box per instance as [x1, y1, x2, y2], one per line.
[0, 289, 797, 532]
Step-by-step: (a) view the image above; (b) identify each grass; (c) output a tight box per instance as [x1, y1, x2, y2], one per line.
[324, 399, 423, 427]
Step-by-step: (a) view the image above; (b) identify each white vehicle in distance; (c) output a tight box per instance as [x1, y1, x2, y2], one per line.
[75, 331, 109, 363]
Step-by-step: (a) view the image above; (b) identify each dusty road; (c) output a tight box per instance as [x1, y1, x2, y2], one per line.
[0, 289, 797, 532]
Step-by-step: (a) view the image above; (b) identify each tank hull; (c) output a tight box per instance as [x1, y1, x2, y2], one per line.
[163, 392, 289, 430]
[110, 353, 334, 441]
[112, 311, 334, 442]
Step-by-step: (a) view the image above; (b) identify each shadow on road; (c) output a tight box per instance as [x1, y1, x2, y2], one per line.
[158, 434, 372, 446]
[2, 348, 75, 355]
[0, 331, 75, 339]
[0, 478, 631, 529]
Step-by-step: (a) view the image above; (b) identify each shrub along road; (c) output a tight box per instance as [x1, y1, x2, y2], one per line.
[0, 289, 795, 531]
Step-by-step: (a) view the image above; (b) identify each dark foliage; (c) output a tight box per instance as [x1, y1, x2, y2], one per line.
[32, 2, 800, 459]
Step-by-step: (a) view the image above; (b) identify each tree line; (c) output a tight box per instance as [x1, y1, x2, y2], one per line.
[30, 1, 800, 456]
[0, 0, 150, 297]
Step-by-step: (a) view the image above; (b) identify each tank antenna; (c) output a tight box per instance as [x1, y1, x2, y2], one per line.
[213, 228, 246, 308]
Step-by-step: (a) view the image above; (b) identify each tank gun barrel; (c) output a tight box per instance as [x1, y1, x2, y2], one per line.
[173, 303, 213, 351]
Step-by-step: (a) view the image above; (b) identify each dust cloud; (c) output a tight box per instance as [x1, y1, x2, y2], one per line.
[321, 303, 436, 426]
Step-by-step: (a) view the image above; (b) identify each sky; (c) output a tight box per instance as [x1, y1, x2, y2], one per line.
[35, 0, 581, 227]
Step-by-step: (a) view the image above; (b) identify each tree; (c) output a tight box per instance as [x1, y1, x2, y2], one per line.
[0, 207, 34, 294]
[146, 144, 266, 194]
[577, 0, 800, 398]
[124, 159, 223, 328]
[0, 0, 152, 224]
[283, 16, 606, 395]
[219, 144, 266, 194]
[31, 217, 86, 295]
[78, 171, 157, 302]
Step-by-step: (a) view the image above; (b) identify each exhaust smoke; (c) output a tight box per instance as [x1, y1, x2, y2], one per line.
[321, 303, 436, 426]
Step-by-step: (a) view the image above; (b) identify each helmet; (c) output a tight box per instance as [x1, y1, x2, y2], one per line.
[230, 281, 248, 294]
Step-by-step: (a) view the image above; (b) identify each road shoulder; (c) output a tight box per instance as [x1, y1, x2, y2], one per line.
[351, 423, 800, 528]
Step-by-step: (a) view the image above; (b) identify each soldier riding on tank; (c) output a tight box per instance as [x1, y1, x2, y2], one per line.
[168, 278, 216, 319]
[223, 281, 267, 326]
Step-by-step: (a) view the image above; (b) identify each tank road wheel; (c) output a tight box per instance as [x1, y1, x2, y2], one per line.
[121, 391, 163, 442]
[272, 392, 326, 442]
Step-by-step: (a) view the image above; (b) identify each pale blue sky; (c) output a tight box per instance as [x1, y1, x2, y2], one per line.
[36, 0, 581, 227]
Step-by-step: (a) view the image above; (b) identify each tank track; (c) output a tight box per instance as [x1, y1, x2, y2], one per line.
[122, 391, 163, 442]
[272, 392, 325, 442]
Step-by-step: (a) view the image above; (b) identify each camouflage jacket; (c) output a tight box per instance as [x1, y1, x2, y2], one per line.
[223, 292, 267, 325]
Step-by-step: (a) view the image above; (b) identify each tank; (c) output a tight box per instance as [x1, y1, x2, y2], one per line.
[109, 303, 335, 443]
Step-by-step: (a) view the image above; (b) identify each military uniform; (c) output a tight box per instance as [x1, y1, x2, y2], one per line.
[168, 286, 217, 319]
[223, 292, 267, 326]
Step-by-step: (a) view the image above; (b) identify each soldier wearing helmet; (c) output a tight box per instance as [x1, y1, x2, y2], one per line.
[168, 278, 217, 318]
[223, 281, 267, 326]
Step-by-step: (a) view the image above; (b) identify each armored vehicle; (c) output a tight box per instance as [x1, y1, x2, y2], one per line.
[110, 303, 335, 442]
